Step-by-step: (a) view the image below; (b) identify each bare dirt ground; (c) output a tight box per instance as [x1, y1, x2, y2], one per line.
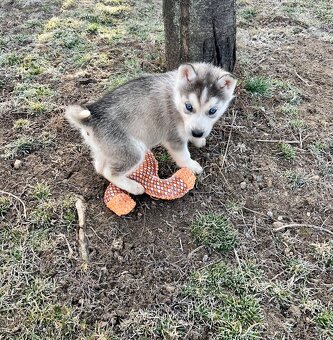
[0, 0, 332, 339]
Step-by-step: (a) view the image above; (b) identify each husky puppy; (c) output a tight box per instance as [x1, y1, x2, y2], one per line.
[65, 63, 237, 195]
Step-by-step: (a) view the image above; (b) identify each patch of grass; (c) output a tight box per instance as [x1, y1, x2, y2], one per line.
[267, 281, 293, 306]
[1, 136, 35, 159]
[0, 196, 11, 217]
[13, 118, 30, 130]
[272, 79, 301, 104]
[191, 212, 238, 253]
[30, 202, 54, 227]
[0, 53, 23, 66]
[95, 3, 131, 18]
[21, 56, 44, 76]
[86, 22, 101, 34]
[309, 140, 329, 156]
[315, 309, 333, 337]
[244, 76, 270, 95]
[32, 183, 51, 201]
[29, 229, 55, 252]
[57, 31, 83, 49]
[284, 170, 307, 189]
[155, 152, 171, 162]
[314, 1, 333, 26]
[281, 103, 299, 117]
[62, 0, 76, 9]
[24, 18, 43, 29]
[105, 74, 131, 90]
[14, 84, 55, 115]
[299, 288, 322, 314]
[27, 101, 47, 114]
[23, 84, 54, 98]
[184, 262, 264, 338]
[0, 222, 82, 338]
[311, 241, 333, 267]
[120, 310, 186, 339]
[284, 257, 314, 283]
[73, 53, 93, 67]
[288, 119, 305, 130]
[225, 200, 244, 217]
[60, 195, 77, 228]
[243, 8, 257, 20]
[45, 17, 62, 31]
[278, 142, 296, 161]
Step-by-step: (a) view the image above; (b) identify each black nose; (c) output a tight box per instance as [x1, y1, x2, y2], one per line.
[192, 130, 204, 138]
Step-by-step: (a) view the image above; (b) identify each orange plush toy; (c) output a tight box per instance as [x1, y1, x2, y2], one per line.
[104, 151, 196, 216]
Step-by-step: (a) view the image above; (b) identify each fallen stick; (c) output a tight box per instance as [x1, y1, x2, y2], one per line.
[0, 189, 27, 218]
[75, 197, 89, 270]
[256, 139, 299, 144]
[221, 110, 238, 170]
[273, 223, 333, 236]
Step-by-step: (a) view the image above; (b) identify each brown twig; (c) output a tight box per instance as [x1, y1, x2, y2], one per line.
[221, 110, 238, 170]
[253, 215, 257, 236]
[75, 197, 89, 270]
[0, 189, 27, 218]
[256, 139, 299, 144]
[187, 245, 205, 259]
[234, 249, 242, 269]
[294, 70, 313, 87]
[273, 223, 333, 236]
[59, 233, 74, 259]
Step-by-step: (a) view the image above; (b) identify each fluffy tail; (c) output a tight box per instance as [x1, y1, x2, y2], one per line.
[65, 105, 91, 128]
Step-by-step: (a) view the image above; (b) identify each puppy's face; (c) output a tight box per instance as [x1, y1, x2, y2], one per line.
[174, 63, 237, 140]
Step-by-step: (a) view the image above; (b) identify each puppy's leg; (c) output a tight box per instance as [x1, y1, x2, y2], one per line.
[103, 169, 145, 195]
[164, 140, 203, 174]
[85, 130, 145, 195]
[101, 143, 145, 195]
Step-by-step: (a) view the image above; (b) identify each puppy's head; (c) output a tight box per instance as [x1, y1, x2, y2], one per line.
[174, 63, 237, 140]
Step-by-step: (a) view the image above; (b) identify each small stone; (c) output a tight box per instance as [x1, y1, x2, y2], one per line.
[202, 254, 209, 262]
[98, 321, 108, 328]
[267, 211, 273, 218]
[256, 175, 263, 182]
[111, 237, 123, 251]
[277, 216, 283, 221]
[289, 305, 301, 318]
[14, 159, 22, 169]
[240, 181, 247, 189]
[306, 212, 311, 217]
[164, 284, 176, 293]
[267, 179, 273, 187]
[312, 175, 320, 181]
[273, 221, 284, 228]
[284, 247, 291, 255]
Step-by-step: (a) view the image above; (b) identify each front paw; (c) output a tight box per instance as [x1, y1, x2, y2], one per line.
[192, 137, 206, 148]
[127, 181, 145, 195]
[187, 160, 203, 174]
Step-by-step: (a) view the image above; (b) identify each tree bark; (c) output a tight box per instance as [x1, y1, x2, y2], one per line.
[163, 0, 236, 72]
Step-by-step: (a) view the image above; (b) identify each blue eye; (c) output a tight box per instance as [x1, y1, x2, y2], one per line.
[185, 103, 193, 112]
[208, 107, 217, 115]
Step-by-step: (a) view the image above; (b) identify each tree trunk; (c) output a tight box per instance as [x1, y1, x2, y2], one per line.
[163, 0, 236, 72]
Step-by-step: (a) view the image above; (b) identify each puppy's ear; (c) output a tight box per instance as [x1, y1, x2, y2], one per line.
[177, 64, 197, 85]
[218, 73, 237, 99]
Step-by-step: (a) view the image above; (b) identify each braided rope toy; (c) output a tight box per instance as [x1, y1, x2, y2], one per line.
[104, 151, 196, 216]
